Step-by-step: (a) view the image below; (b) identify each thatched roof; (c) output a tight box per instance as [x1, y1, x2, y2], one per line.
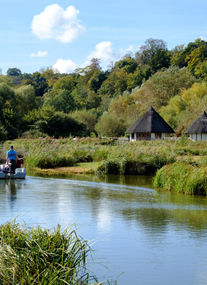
[125, 106, 175, 134]
[185, 111, 207, 134]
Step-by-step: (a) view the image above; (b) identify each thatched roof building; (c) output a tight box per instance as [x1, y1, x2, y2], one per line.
[185, 111, 207, 141]
[125, 106, 174, 141]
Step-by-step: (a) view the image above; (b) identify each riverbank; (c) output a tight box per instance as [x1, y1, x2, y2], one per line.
[3, 137, 207, 194]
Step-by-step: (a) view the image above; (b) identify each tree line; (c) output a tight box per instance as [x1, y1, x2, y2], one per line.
[1, 37, 207, 140]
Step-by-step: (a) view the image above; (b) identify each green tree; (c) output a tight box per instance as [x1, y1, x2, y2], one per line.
[95, 113, 125, 137]
[23, 106, 88, 137]
[160, 95, 186, 129]
[171, 38, 207, 68]
[98, 69, 128, 97]
[149, 49, 171, 72]
[6, 68, 22, 76]
[170, 44, 186, 67]
[185, 46, 207, 72]
[44, 90, 76, 113]
[15, 85, 37, 114]
[135, 38, 168, 64]
[161, 82, 207, 130]
[129, 66, 197, 110]
[0, 83, 17, 125]
[71, 109, 98, 132]
[115, 54, 137, 73]
[52, 75, 76, 95]
[195, 60, 207, 80]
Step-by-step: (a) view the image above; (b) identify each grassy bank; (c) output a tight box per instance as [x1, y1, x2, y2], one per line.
[153, 162, 207, 195]
[3, 136, 207, 194]
[0, 220, 116, 285]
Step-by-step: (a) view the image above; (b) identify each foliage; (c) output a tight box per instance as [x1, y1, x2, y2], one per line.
[95, 113, 125, 137]
[52, 75, 76, 94]
[44, 90, 76, 113]
[23, 106, 89, 138]
[135, 38, 168, 64]
[161, 82, 207, 130]
[6, 68, 22, 76]
[0, 220, 107, 284]
[15, 85, 37, 113]
[71, 109, 98, 132]
[3, 37, 207, 142]
[154, 162, 207, 195]
[130, 66, 197, 110]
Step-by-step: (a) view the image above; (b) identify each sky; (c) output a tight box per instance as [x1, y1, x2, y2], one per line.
[0, 0, 207, 74]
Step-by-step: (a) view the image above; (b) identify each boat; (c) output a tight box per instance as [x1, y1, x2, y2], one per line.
[0, 165, 26, 179]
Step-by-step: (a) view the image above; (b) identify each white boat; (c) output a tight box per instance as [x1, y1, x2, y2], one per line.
[0, 167, 26, 179]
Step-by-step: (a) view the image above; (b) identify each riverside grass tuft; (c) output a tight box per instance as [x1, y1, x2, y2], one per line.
[0, 220, 116, 285]
[153, 162, 207, 195]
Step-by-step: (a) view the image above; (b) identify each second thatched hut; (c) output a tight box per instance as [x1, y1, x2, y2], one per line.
[185, 111, 207, 141]
[125, 106, 174, 141]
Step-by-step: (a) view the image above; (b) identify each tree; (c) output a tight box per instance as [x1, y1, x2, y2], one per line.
[15, 85, 37, 114]
[0, 83, 17, 124]
[135, 38, 168, 64]
[23, 106, 88, 137]
[126, 69, 144, 90]
[40, 68, 60, 90]
[115, 54, 137, 73]
[44, 90, 76, 113]
[95, 113, 125, 137]
[71, 110, 98, 132]
[98, 69, 128, 97]
[129, 66, 197, 110]
[195, 60, 207, 80]
[6, 68, 22, 76]
[38, 108, 88, 137]
[171, 44, 186, 67]
[160, 82, 207, 130]
[185, 46, 207, 72]
[22, 72, 48, 97]
[52, 75, 76, 95]
[171, 38, 207, 68]
[148, 49, 171, 72]
[160, 95, 186, 129]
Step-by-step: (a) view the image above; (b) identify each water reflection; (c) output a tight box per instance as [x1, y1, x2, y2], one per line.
[0, 174, 207, 285]
[0, 180, 25, 209]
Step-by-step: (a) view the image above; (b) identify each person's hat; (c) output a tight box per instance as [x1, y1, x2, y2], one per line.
[10, 146, 13, 149]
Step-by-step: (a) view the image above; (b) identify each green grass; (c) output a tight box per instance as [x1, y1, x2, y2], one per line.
[153, 162, 207, 195]
[0, 219, 116, 285]
[3, 137, 207, 194]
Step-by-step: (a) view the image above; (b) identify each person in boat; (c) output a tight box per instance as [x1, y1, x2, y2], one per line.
[6, 146, 17, 174]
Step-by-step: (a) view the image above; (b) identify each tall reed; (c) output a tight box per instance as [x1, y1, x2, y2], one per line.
[0, 220, 115, 284]
[153, 162, 207, 195]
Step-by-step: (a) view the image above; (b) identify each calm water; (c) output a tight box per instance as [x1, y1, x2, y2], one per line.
[1, 174, 207, 285]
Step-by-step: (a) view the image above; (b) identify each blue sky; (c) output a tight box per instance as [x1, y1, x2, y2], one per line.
[0, 0, 206, 74]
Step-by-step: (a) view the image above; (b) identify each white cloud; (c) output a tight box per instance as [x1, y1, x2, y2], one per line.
[30, 51, 48, 57]
[85, 41, 135, 68]
[87, 41, 120, 63]
[31, 4, 85, 43]
[200, 36, 207, 41]
[52, 58, 77, 73]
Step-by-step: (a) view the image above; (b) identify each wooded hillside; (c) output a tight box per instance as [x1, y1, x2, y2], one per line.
[1, 38, 207, 139]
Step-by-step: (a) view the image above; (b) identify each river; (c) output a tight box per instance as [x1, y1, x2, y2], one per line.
[0, 174, 207, 285]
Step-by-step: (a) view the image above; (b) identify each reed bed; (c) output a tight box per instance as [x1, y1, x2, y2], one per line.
[3, 137, 207, 194]
[153, 162, 207, 195]
[0, 220, 115, 285]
